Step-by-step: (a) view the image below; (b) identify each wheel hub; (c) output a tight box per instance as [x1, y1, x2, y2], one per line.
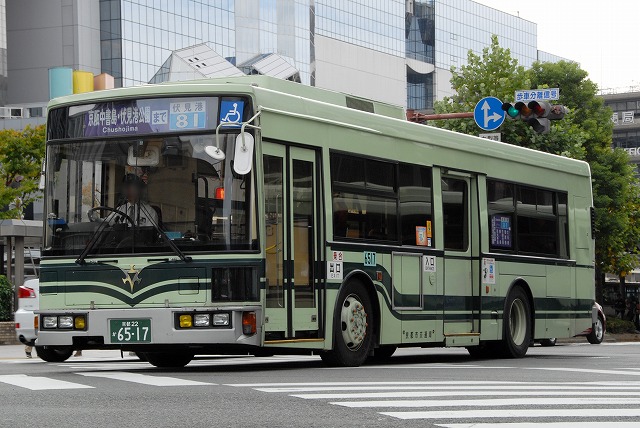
[341, 295, 368, 351]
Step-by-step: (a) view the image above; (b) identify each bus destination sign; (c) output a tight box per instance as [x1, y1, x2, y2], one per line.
[81, 97, 219, 137]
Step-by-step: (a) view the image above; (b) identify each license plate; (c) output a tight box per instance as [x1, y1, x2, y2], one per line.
[109, 319, 151, 343]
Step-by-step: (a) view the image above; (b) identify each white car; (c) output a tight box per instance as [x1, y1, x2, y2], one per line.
[14, 278, 39, 346]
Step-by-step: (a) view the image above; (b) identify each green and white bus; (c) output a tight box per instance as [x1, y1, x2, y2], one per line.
[36, 76, 596, 367]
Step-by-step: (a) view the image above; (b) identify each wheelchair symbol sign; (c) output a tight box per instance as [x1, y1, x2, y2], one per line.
[220, 100, 244, 127]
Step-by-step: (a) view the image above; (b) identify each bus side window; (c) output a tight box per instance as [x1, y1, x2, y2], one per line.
[399, 164, 433, 246]
[442, 178, 468, 251]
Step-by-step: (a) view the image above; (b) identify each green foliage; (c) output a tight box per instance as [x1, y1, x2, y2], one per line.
[0, 275, 13, 322]
[430, 35, 640, 278]
[0, 125, 46, 219]
[606, 317, 636, 334]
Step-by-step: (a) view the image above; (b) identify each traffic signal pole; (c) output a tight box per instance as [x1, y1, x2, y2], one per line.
[407, 110, 474, 122]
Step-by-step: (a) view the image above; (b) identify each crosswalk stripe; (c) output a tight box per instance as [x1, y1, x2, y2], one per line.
[291, 390, 640, 399]
[435, 424, 640, 428]
[77, 371, 214, 386]
[228, 380, 638, 388]
[381, 408, 640, 420]
[331, 397, 640, 408]
[255, 384, 640, 393]
[0, 374, 93, 390]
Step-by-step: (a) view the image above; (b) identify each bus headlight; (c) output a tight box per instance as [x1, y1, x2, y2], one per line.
[194, 314, 211, 327]
[58, 316, 74, 329]
[43, 316, 58, 329]
[212, 313, 230, 326]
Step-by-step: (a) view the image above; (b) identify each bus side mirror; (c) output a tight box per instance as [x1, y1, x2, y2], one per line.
[233, 132, 254, 175]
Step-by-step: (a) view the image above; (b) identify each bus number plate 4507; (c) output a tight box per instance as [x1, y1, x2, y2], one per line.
[109, 319, 151, 343]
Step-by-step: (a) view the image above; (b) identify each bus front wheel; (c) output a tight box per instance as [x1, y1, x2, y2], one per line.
[35, 346, 73, 363]
[320, 280, 374, 367]
[144, 351, 193, 368]
[501, 286, 532, 358]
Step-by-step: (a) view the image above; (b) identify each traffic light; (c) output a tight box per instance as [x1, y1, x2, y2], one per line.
[501, 101, 568, 134]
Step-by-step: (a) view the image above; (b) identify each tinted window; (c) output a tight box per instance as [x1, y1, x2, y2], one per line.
[517, 187, 557, 256]
[399, 164, 433, 246]
[487, 180, 568, 258]
[488, 181, 515, 250]
[333, 192, 397, 241]
[442, 178, 468, 251]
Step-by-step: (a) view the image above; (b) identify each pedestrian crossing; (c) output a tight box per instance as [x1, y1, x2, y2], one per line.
[0, 371, 213, 390]
[226, 380, 640, 425]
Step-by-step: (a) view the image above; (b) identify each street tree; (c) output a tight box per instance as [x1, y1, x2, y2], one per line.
[0, 125, 46, 219]
[431, 36, 640, 295]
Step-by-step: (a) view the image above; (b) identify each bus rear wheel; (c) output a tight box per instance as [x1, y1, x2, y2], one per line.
[500, 286, 532, 358]
[144, 351, 193, 368]
[320, 280, 374, 367]
[587, 314, 605, 344]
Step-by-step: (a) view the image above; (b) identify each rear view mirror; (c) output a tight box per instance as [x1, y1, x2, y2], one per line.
[233, 133, 254, 175]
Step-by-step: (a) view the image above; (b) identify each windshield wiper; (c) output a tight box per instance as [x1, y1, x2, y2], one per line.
[76, 211, 120, 265]
[139, 204, 192, 263]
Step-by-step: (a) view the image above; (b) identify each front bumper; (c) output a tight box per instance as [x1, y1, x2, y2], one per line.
[36, 306, 262, 350]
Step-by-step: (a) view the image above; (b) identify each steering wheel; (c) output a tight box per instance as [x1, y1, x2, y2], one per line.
[87, 206, 135, 226]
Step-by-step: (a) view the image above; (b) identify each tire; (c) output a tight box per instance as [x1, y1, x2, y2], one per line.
[500, 286, 532, 358]
[587, 314, 605, 344]
[368, 345, 397, 362]
[320, 279, 374, 367]
[35, 346, 74, 363]
[145, 351, 193, 368]
[540, 338, 557, 347]
[467, 341, 500, 359]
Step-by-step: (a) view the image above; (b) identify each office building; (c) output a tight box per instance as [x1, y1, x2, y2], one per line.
[2, 0, 568, 114]
[602, 91, 640, 174]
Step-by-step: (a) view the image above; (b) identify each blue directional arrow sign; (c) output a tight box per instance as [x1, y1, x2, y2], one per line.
[473, 96, 505, 131]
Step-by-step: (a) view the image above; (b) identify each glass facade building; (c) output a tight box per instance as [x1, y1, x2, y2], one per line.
[406, 0, 539, 111]
[0, 0, 6, 107]
[1, 0, 564, 111]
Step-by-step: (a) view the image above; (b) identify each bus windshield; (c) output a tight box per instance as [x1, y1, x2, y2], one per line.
[43, 134, 257, 257]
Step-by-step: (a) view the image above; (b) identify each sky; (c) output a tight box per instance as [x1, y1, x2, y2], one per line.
[473, 0, 640, 93]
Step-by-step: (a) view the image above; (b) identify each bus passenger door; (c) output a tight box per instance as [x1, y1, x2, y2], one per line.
[263, 143, 321, 339]
[441, 174, 480, 336]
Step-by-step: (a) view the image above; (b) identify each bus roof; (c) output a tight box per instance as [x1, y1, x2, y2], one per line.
[47, 75, 591, 178]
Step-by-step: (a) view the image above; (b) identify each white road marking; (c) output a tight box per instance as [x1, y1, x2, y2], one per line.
[332, 397, 640, 408]
[526, 366, 640, 377]
[255, 384, 640, 393]
[435, 424, 638, 428]
[77, 371, 214, 386]
[291, 390, 640, 399]
[227, 380, 525, 387]
[0, 374, 93, 390]
[381, 408, 640, 420]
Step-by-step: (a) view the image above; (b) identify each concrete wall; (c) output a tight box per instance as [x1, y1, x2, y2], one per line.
[7, 0, 101, 104]
[435, 67, 455, 101]
[314, 35, 406, 107]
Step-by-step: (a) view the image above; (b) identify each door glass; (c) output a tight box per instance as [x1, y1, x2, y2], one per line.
[442, 178, 468, 251]
[293, 159, 315, 308]
[264, 155, 284, 308]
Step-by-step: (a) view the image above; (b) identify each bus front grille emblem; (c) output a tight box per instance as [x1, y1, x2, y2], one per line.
[122, 265, 142, 293]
